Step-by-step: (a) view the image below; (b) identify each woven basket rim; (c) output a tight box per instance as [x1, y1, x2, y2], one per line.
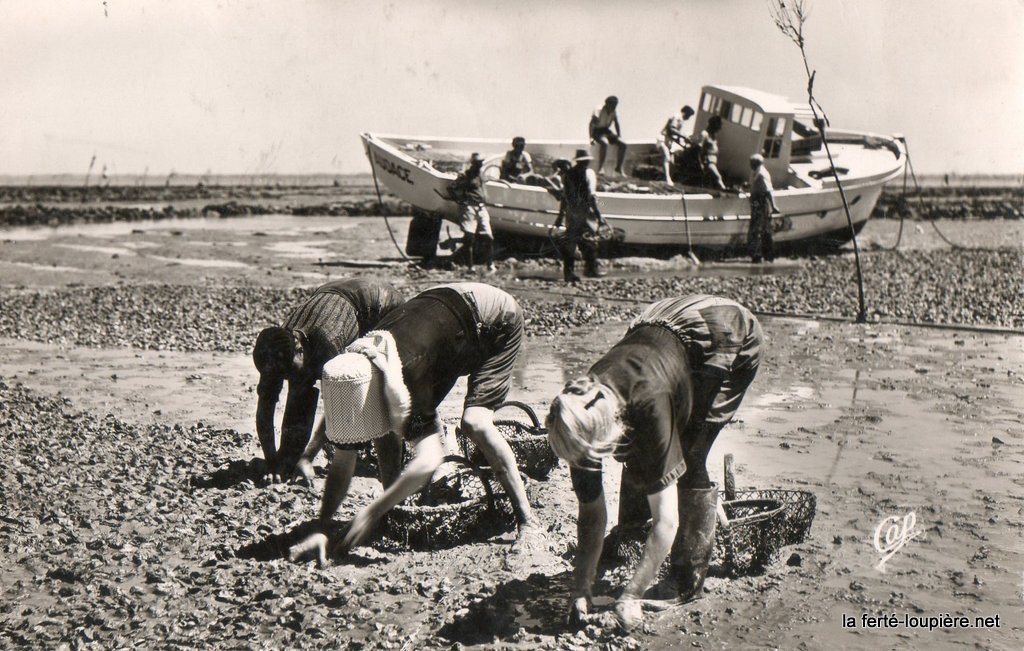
[722, 498, 785, 526]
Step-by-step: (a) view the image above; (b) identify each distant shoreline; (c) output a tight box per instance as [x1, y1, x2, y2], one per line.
[0, 172, 1020, 188]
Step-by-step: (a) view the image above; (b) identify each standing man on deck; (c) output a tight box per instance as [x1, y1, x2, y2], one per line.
[695, 115, 726, 191]
[252, 278, 405, 483]
[589, 96, 627, 177]
[658, 105, 695, 184]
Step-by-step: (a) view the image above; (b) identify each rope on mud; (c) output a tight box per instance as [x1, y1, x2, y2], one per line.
[904, 142, 964, 249]
[369, 158, 420, 268]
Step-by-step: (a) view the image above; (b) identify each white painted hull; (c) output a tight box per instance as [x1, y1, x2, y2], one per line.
[361, 132, 905, 249]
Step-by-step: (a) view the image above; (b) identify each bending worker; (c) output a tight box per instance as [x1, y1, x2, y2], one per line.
[251, 278, 405, 482]
[290, 282, 541, 564]
[546, 294, 763, 631]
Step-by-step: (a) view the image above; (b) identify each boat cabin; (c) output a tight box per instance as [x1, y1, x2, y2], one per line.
[692, 85, 822, 186]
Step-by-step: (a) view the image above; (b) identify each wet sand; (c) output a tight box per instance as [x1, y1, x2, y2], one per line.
[0, 214, 1021, 649]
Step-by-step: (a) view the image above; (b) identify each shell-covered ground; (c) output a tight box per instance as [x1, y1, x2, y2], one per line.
[0, 194, 1021, 650]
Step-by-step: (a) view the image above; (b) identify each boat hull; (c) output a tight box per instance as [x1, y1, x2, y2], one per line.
[361, 133, 904, 250]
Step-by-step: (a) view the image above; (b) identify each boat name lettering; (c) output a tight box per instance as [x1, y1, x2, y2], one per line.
[375, 154, 414, 185]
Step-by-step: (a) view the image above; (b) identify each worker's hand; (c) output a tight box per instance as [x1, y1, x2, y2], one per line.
[288, 532, 328, 566]
[566, 595, 592, 627]
[613, 596, 644, 632]
[293, 458, 316, 488]
[340, 506, 378, 551]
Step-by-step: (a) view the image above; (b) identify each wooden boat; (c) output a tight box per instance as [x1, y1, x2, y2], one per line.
[361, 85, 905, 252]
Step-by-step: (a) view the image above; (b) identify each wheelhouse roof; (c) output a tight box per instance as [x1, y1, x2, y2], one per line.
[703, 85, 797, 116]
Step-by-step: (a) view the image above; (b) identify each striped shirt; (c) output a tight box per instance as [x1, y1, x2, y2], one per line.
[259, 279, 405, 396]
[629, 294, 761, 378]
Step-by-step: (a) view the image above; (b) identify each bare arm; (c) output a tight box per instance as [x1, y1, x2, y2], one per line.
[294, 414, 326, 484]
[614, 483, 678, 630]
[572, 491, 607, 601]
[255, 389, 279, 469]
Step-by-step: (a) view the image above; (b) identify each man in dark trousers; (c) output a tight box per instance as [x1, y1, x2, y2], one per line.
[251, 278, 405, 482]
[747, 153, 780, 263]
[550, 149, 608, 282]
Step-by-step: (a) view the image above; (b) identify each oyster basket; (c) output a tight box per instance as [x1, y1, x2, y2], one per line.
[730, 488, 816, 546]
[380, 455, 515, 551]
[714, 498, 786, 576]
[458, 401, 558, 481]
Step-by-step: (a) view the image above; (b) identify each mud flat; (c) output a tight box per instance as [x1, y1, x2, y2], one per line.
[0, 203, 1021, 649]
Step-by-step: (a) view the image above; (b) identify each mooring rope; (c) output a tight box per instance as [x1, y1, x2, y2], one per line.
[903, 142, 964, 249]
[368, 156, 419, 268]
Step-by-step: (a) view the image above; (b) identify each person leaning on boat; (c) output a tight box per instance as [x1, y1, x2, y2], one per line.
[447, 153, 495, 273]
[289, 282, 543, 565]
[546, 294, 763, 631]
[251, 278, 405, 483]
[658, 105, 695, 184]
[550, 149, 608, 282]
[747, 154, 780, 263]
[695, 115, 726, 191]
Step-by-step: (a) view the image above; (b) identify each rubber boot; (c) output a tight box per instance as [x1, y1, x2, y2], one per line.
[582, 242, 606, 278]
[461, 232, 476, 269]
[670, 484, 719, 603]
[562, 245, 581, 283]
[479, 234, 495, 272]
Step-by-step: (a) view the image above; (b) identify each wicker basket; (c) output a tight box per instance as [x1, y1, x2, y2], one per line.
[728, 489, 816, 546]
[714, 498, 786, 576]
[458, 401, 559, 481]
[380, 457, 515, 550]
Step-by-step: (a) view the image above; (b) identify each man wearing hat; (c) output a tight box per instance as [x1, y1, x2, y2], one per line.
[447, 152, 495, 272]
[658, 105, 695, 184]
[747, 153, 780, 263]
[252, 278, 405, 483]
[550, 149, 607, 282]
[589, 96, 627, 176]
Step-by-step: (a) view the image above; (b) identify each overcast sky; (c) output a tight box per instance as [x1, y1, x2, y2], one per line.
[3, 0, 1021, 176]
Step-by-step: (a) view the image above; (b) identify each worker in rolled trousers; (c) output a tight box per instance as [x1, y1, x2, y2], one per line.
[290, 282, 542, 564]
[545, 294, 762, 631]
[251, 278, 405, 482]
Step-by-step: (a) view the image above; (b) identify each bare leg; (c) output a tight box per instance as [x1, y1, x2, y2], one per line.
[288, 448, 356, 565]
[596, 141, 609, 174]
[615, 142, 627, 175]
[461, 406, 538, 532]
[372, 431, 404, 489]
[320, 449, 357, 524]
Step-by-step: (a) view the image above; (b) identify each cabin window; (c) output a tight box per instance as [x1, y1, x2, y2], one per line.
[750, 111, 763, 131]
[730, 104, 744, 123]
[720, 99, 732, 119]
[740, 107, 752, 127]
[763, 140, 783, 158]
[701, 93, 712, 112]
[762, 116, 787, 158]
[769, 117, 787, 136]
